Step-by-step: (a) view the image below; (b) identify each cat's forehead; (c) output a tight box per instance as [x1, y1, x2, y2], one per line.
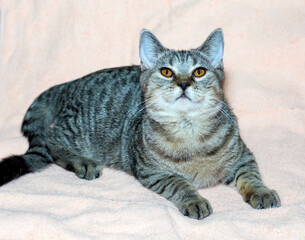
[158, 50, 210, 73]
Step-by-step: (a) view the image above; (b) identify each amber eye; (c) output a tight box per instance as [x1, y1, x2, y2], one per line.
[160, 68, 174, 78]
[193, 67, 206, 77]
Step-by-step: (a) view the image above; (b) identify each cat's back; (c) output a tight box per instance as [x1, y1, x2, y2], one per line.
[43, 65, 143, 162]
[52, 64, 143, 124]
[39, 65, 141, 102]
[52, 65, 142, 108]
[67, 65, 141, 94]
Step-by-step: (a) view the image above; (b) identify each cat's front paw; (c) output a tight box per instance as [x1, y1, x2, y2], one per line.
[248, 188, 281, 209]
[178, 197, 213, 220]
[71, 161, 102, 180]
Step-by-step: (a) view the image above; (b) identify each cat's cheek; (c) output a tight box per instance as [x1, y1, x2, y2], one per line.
[160, 93, 179, 105]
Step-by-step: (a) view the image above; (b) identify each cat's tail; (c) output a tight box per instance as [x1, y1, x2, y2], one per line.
[0, 89, 58, 186]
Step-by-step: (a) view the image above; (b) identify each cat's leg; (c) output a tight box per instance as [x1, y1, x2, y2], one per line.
[137, 170, 212, 219]
[47, 139, 102, 180]
[227, 158, 280, 209]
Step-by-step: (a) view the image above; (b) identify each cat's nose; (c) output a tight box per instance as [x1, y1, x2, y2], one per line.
[178, 81, 190, 91]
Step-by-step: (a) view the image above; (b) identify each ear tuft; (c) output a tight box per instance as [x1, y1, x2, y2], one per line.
[139, 30, 166, 69]
[197, 28, 224, 69]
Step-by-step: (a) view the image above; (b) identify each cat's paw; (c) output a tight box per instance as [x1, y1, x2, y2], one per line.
[178, 197, 213, 220]
[72, 162, 102, 180]
[248, 188, 280, 209]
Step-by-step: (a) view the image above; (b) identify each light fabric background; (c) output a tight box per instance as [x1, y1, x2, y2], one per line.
[0, 0, 304, 239]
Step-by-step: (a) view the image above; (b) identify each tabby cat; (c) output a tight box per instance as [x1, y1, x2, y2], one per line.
[0, 29, 280, 219]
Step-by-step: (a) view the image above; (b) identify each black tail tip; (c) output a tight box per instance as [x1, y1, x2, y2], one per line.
[0, 155, 30, 186]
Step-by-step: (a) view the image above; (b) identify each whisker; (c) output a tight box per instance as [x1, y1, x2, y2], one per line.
[211, 97, 231, 110]
[209, 97, 237, 127]
[219, 108, 237, 127]
[129, 97, 160, 121]
[126, 99, 149, 115]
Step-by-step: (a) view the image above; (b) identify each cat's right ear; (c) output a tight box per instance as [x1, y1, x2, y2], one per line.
[197, 28, 224, 69]
[139, 30, 166, 69]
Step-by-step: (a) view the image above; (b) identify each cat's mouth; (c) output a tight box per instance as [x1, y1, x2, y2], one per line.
[176, 93, 192, 101]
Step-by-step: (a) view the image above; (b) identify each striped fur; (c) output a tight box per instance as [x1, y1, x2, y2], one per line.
[0, 29, 280, 219]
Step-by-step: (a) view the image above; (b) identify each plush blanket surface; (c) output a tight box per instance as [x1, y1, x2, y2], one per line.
[0, 1, 304, 239]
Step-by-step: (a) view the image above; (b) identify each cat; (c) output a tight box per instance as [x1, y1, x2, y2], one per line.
[0, 28, 280, 219]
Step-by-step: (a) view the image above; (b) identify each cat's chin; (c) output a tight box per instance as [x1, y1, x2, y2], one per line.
[170, 98, 202, 113]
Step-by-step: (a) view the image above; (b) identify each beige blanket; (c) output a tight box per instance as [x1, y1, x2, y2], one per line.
[0, 0, 304, 239]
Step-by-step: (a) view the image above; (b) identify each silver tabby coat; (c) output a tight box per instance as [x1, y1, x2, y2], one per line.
[0, 29, 280, 219]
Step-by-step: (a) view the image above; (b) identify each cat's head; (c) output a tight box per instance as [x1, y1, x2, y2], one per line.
[139, 29, 225, 121]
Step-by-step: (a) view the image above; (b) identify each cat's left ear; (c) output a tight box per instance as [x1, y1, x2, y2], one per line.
[197, 28, 224, 69]
[139, 30, 166, 69]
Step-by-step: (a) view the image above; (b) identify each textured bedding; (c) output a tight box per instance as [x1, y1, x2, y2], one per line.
[0, 0, 304, 239]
